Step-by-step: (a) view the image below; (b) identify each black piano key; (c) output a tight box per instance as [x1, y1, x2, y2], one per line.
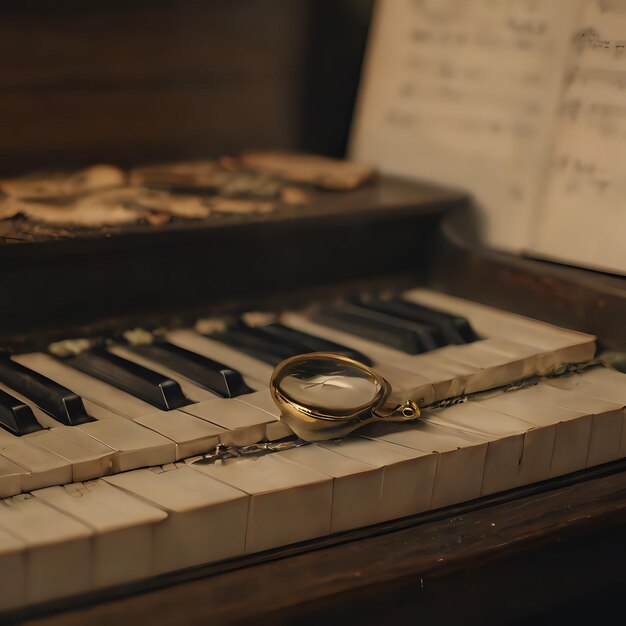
[310, 304, 441, 354]
[210, 324, 302, 365]
[212, 321, 374, 366]
[0, 357, 93, 426]
[259, 323, 373, 366]
[62, 347, 191, 411]
[345, 301, 447, 348]
[0, 388, 43, 436]
[128, 341, 254, 398]
[387, 297, 478, 343]
[354, 296, 468, 345]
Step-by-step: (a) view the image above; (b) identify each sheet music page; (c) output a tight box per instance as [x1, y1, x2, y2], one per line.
[350, 0, 579, 250]
[531, 0, 626, 274]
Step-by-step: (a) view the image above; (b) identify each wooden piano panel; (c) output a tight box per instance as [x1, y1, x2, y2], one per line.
[433, 213, 626, 352]
[0, 0, 306, 175]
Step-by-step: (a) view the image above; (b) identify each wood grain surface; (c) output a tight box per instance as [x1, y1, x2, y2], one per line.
[0, 0, 305, 175]
[433, 212, 626, 352]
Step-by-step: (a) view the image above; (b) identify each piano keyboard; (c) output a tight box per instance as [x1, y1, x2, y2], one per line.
[0, 289, 595, 499]
[0, 365, 623, 611]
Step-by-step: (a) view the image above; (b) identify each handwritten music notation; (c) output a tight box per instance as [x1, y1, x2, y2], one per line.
[533, 0, 626, 272]
[351, 0, 626, 270]
[575, 28, 626, 53]
[382, 1, 561, 145]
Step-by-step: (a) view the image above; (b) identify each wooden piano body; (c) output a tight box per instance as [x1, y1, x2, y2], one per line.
[1, 3, 626, 624]
[0, 173, 623, 625]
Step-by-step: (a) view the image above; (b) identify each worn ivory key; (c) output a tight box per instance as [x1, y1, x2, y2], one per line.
[280, 312, 439, 404]
[318, 436, 437, 520]
[0, 380, 116, 482]
[0, 372, 176, 473]
[0, 494, 92, 604]
[278, 444, 385, 532]
[15, 353, 224, 460]
[105, 464, 249, 574]
[422, 402, 555, 494]
[190, 454, 332, 554]
[235, 390, 293, 440]
[68, 405, 176, 471]
[404, 289, 596, 367]
[361, 420, 489, 508]
[0, 456, 28, 499]
[508, 383, 623, 467]
[0, 525, 25, 611]
[0, 430, 72, 492]
[34, 480, 167, 589]
[184, 396, 278, 447]
[547, 368, 626, 456]
[479, 388, 591, 478]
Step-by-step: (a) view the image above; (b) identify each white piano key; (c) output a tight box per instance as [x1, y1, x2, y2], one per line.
[280, 312, 438, 404]
[423, 402, 554, 494]
[0, 430, 72, 492]
[24, 428, 115, 483]
[0, 380, 115, 481]
[0, 381, 176, 474]
[283, 310, 545, 398]
[278, 444, 385, 532]
[285, 309, 554, 402]
[318, 436, 437, 520]
[288, 306, 587, 403]
[507, 383, 623, 467]
[73, 407, 177, 472]
[0, 526, 26, 611]
[108, 345, 218, 403]
[133, 410, 224, 460]
[14, 352, 157, 419]
[167, 329, 272, 387]
[548, 368, 626, 405]
[361, 420, 489, 509]
[479, 389, 592, 478]
[389, 351, 476, 400]
[430, 342, 529, 393]
[0, 494, 92, 604]
[105, 465, 249, 574]
[237, 389, 280, 418]
[404, 289, 596, 367]
[463, 337, 546, 374]
[574, 367, 626, 389]
[15, 353, 225, 461]
[183, 397, 273, 446]
[34, 480, 167, 589]
[548, 369, 626, 457]
[190, 454, 332, 553]
[0, 456, 28, 499]
[264, 417, 294, 441]
[236, 390, 293, 440]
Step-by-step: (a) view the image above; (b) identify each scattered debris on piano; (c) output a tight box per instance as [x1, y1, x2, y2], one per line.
[0, 152, 375, 237]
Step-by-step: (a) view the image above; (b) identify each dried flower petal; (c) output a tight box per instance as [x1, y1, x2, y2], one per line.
[209, 197, 273, 214]
[241, 151, 375, 190]
[0, 164, 126, 199]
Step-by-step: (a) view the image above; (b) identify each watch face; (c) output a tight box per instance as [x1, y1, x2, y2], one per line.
[272, 353, 383, 418]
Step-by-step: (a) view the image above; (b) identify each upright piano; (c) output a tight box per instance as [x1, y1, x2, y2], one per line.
[1, 2, 625, 625]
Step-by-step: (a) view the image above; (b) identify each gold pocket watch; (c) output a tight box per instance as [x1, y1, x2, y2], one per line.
[270, 352, 420, 441]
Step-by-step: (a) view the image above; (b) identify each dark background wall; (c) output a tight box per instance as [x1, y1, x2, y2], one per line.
[0, 0, 373, 176]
